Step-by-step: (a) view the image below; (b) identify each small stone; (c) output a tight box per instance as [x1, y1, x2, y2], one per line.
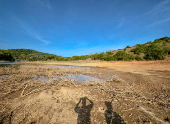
[56, 99, 60, 103]
[98, 107, 105, 113]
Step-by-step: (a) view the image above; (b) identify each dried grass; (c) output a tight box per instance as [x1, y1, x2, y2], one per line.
[0, 64, 169, 124]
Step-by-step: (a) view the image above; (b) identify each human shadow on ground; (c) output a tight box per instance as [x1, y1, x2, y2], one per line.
[0, 111, 13, 124]
[105, 100, 126, 124]
[74, 97, 93, 124]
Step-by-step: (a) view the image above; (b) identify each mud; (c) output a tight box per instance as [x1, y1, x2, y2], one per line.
[0, 63, 170, 124]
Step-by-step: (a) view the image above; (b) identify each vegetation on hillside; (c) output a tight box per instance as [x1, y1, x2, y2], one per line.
[88, 37, 170, 61]
[0, 37, 170, 61]
[131, 37, 170, 60]
[0, 50, 15, 61]
[8, 49, 61, 61]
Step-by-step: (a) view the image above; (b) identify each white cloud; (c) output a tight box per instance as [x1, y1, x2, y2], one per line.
[14, 17, 49, 45]
[146, 0, 170, 16]
[36, 35, 49, 45]
[71, 45, 123, 56]
[145, 0, 170, 27]
[73, 42, 87, 48]
[36, 0, 51, 9]
[147, 17, 170, 27]
[117, 18, 125, 28]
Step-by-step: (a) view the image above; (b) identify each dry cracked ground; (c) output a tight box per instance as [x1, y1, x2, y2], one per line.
[0, 64, 170, 124]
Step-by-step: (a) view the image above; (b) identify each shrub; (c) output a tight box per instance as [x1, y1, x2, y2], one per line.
[126, 45, 131, 48]
[131, 44, 148, 54]
[135, 55, 142, 61]
[113, 51, 135, 61]
[164, 47, 170, 55]
[0, 50, 15, 61]
[144, 43, 165, 60]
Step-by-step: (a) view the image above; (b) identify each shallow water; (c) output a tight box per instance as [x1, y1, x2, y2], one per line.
[0, 75, 11, 79]
[0, 62, 22, 67]
[65, 74, 104, 82]
[0, 62, 21, 65]
[32, 76, 49, 81]
[33, 74, 104, 82]
[1, 73, 103, 82]
[0, 62, 94, 69]
[48, 65, 94, 69]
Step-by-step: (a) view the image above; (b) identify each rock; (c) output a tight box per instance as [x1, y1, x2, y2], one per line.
[98, 107, 105, 113]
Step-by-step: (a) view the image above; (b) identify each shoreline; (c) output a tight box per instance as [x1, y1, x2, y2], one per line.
[1, 58, 170, 75]
[21, 59, 170, 75]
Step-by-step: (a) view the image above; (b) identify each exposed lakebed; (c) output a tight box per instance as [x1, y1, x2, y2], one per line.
[0, 62, 103, 82]
[47, 65, 94, 69]
[33, 74, 104, 82]
[0, 62, 94, 69]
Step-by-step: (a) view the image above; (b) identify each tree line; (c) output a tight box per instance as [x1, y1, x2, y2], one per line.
[0, 37, 170, 61]
[0, 50, 15, 61]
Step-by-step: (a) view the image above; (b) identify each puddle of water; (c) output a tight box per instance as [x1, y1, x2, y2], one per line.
[48, 65, 94, 69]
[65, 74, 104, 82]
[0, 75, 11, 79]
[32, 76, 49, 81]
[32, 74, 104, 82]
[0, 62, 22, 68]
[0, 63, 93, 69]
[0, 62, 21, 65]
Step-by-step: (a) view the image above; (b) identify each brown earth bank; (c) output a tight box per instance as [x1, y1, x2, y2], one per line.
[0, 60, 170, 124]
[23, 57, 170, 75]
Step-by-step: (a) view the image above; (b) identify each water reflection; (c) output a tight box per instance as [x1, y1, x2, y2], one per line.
[0, 62, 21, 65]
[75, 97, 93, 124]
[32, 74, 104, 82]
[32, 76, 49, 81]
[0, 75, 11, 79]
[48, 65, 94, 69]
[65, 74, 104, 82]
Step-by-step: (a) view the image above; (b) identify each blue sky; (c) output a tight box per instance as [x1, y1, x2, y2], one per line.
[0, 0, 170, 57]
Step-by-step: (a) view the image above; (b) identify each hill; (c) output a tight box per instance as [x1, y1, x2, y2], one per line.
[0, 37, 170, 61]
[0, 50, 15, 61]
[8, 49, 62, 61]
[89, 36, 170, 61]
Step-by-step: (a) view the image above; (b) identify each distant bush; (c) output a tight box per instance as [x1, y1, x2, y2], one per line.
[130, 37, 170, 60]
[135, 55, 142, 61]
[145, 41, 152, 44]
[126, 45, 131, 48]
[106, 51, 113, 55]
[113, 51, 135, 61]
[144, 42, 165, 60]
[163, 47, 170, 55]
[43, 55, 56, 61]
[130, 44, 148, 54]
[8, 49, 61, 61]
[0, 50, 15, 61]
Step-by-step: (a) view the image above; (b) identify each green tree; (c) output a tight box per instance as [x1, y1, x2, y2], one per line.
[144, 42, 165, 60]
[113, 51, 134, 61]
[0, 50, 15, 61]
